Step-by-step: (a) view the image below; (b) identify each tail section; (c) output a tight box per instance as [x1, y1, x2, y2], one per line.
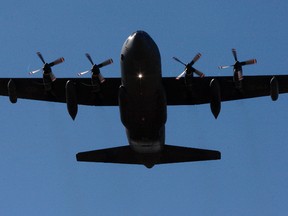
[76, 145, 221, 168]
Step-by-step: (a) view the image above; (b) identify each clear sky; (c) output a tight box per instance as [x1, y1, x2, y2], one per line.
[0, 1, 288, 215]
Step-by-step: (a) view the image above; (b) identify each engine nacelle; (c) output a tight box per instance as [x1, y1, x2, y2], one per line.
[270, 76, 279, 101]
[184, 73, 193, 90]
[7, 79, 17, 104]
[66, 80, 78, 120]
[209, 79, 221, 119]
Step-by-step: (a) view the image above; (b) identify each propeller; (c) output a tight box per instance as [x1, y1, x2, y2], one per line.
[173, 53, 205, 80]
[218, 48, 257, 69]
[29, 52, 65, 82]
[77, 53, 113, 83]
[232, 48, 238, 62]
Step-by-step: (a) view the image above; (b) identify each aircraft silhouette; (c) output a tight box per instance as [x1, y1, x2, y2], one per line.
[0, 31, 287, 168]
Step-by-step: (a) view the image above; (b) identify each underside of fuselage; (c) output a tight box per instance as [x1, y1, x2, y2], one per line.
[119, 30, 167, 154]
[76, 31, 221, 168]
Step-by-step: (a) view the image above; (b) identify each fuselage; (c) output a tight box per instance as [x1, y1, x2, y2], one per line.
[119, 31, 167, 154]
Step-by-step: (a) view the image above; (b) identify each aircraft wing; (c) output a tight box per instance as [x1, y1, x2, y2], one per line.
[0, 75, 287, 107]
[0, 78, 121, 106]
[163, 75, 288, 105]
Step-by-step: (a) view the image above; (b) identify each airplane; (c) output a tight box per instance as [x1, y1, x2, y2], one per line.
[0, 30, 287, 168]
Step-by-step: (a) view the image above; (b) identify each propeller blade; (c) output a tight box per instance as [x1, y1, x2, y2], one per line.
[232, 48, 238, 61]
[194, 69, 205, 77]
[29, 68, 42, 75]
[98, 73, 105, 83]
[190, 53, 201, 66]
[85, 53, 94, 65]
[77, 70, 91, 76]
[176, 70, 186, 80]
[172, 57, 187, 66]
[240, 59, 257, 66]
[49, 72, 56, 82]
[98, 59, 113, 68]
[37, 52, 46, 64]
[218, 65, 232, 69]
[49, 57, 65, 67]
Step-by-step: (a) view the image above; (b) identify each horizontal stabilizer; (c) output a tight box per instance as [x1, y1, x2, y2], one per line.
[76, 145, 221, 168]
[76, 146, 138, 164]
[159, 145, 221, 164]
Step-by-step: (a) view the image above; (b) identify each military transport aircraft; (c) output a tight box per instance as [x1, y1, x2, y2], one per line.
[0, 31, 287, 168]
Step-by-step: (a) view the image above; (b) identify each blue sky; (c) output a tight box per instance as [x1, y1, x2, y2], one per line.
[0, 1, 288, 215]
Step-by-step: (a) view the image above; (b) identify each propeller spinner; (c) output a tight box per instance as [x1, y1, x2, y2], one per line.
[77, 53, 113, 83]
[173, 53, 205, 80]
[29, 52, 65, 82]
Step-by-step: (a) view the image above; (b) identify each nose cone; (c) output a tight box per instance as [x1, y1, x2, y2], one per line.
[130, 31, 150, 47]
[122, 31, 160, 61]
[120, 30, 162, 80]
[129, 31, 152, 58]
